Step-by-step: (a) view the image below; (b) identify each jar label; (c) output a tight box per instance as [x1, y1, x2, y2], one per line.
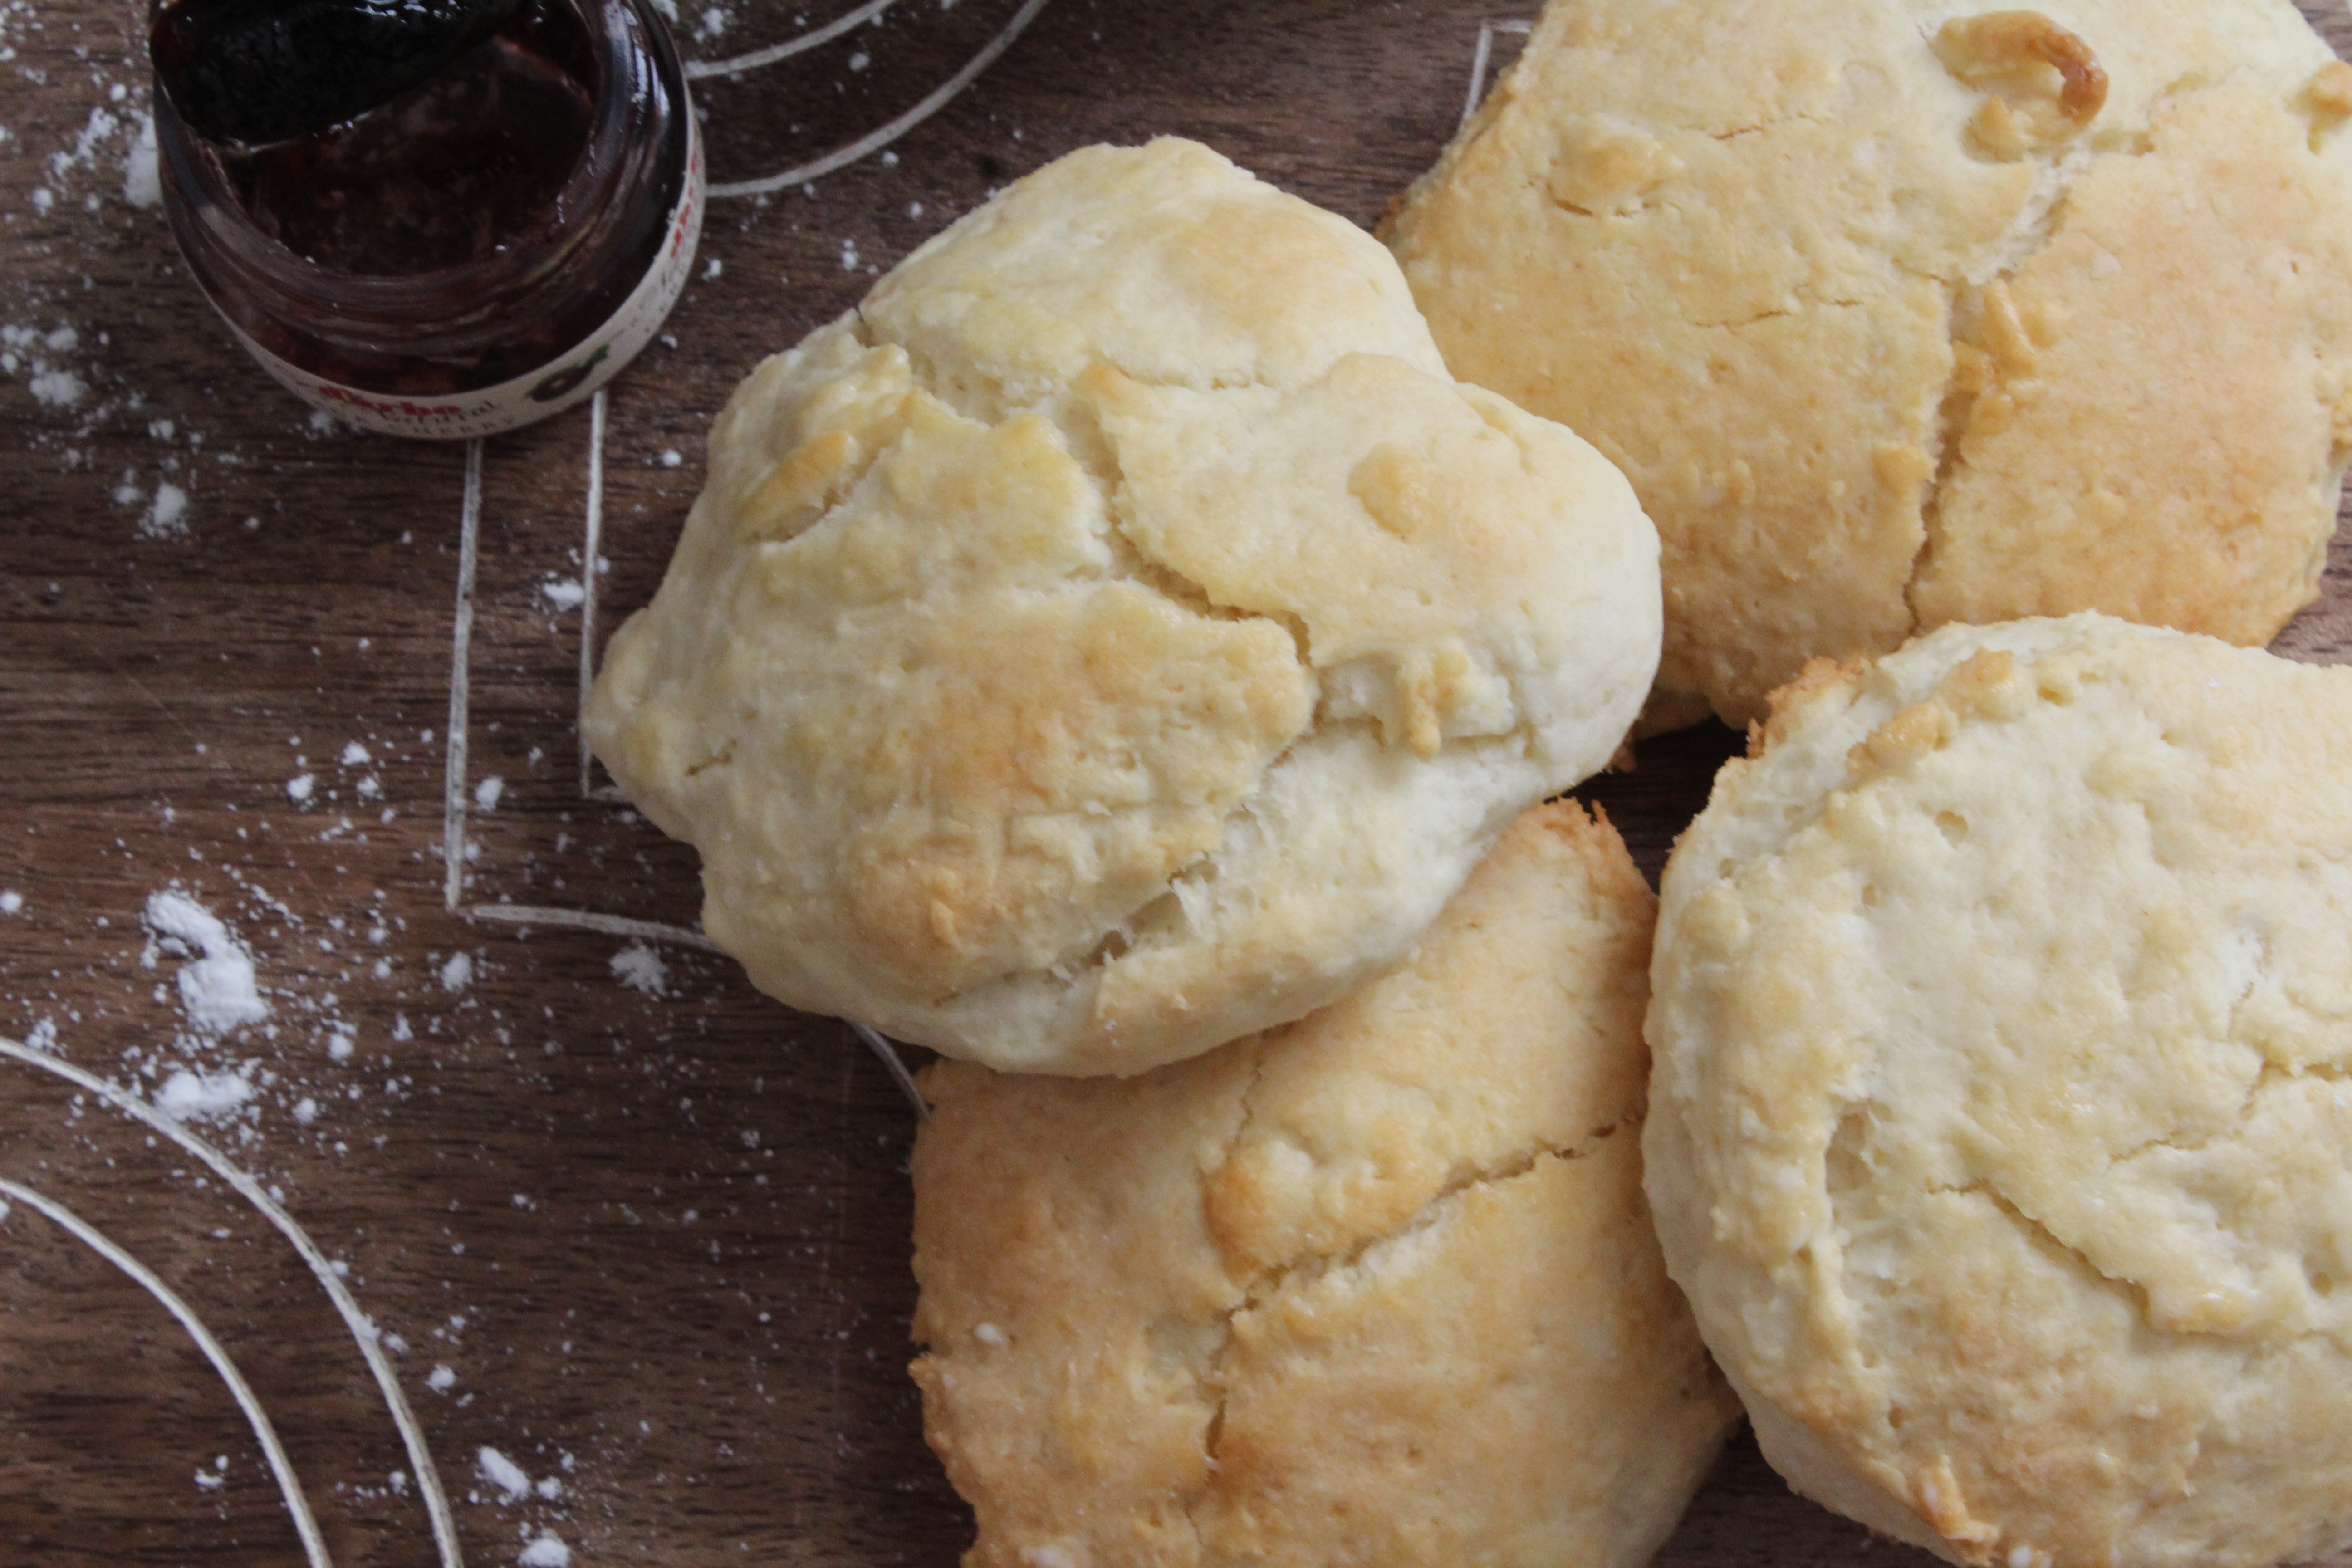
[225, 117, 706, 441]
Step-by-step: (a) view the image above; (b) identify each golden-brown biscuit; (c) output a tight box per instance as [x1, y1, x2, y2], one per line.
[911, 802, 1739, 1568]
[584, 138, 1662, 1075]
[1387, 0, 2352, 726]
[1646, 613, 2352, 1568]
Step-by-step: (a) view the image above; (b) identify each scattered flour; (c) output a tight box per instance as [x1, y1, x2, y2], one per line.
[340, 741, 371, 766]
[474, 776, 505, 812]
[27, 366, 84, 406]
[427, 1364, 457, 1392]
[4, 323, 90, 410]
[478, 1445, 531, 1498]
[518, 1535, 572, 1568]
[0, 891, 20, 914]
[139, 481, 188, 539]
[51, 104, 120, 180]
[122, 111, 158, 207]
[540, 578, 585, 611]
[286, 773, 316, 804]
[142, 890, 268, 1035]
[610, 944, 668, 997]
[440, 953, 475, 991]
[154, 1066, 255, 1123]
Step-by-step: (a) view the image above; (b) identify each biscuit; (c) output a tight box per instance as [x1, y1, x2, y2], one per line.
[584, 138, 1661, 1075]
[1645, 614, 2352, 1567]
[909, 803, 1739, 1568]
[1385, 0, 2352, 726]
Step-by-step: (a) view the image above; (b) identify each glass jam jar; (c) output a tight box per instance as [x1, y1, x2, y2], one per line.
[152, 0, 701, 440]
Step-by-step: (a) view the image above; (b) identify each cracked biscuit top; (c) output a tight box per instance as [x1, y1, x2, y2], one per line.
[1384, 0, 2352, 727]
[1644, 614, 2352, 1568]
[583, 137, 1662, 1074]
[910, 802, 1740, 1568]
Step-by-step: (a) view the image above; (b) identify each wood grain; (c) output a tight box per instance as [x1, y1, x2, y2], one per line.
[2, 1, 2351, 1564]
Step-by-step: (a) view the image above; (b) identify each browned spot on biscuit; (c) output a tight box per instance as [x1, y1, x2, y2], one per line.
[1544, 117, 1684, 217]
[1975, 281, 2042, 380]
[1915, 1455, 2002, 1560]
[1848, 697, 1955, 779]
[1348, 442, 1437, 542]
[1934, 12, 2108, 157]
[1938, 647, 2034, 722]
[1757, 657, 1866, 757]
[738, 428, 865, 543]
[2307, 60, 2352, 148]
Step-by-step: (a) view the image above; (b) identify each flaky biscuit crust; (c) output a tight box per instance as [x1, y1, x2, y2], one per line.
[585, 139, 1661, 1073]
[1387, 0, 2352, 725]
[1647, 614, 2352, 1568]
[911, 804, 1739, 1568]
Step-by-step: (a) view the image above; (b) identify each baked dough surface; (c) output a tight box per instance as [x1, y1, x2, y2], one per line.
[911, 803, 1739, 1568]
[1387, 0, 2352, 725]
[1646, 614, 2352, 1567]
[585, 138, 1661, 1073]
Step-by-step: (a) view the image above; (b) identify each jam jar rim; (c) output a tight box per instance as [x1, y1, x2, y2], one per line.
[151, 0, 675, 319]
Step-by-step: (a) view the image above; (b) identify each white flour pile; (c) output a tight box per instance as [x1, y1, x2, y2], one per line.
[610, 944, 667, 996]
[518, 1534, 572, 1567]
[143, 890, 268, 1036]
[152, 1066, 255, 1122]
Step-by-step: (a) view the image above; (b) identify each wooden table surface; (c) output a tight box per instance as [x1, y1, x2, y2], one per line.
[6, 1, 2352, 1564]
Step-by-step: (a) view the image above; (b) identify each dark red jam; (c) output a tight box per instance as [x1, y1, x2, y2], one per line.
[152, 0, 699, 436]
[222, 0, 599, 277]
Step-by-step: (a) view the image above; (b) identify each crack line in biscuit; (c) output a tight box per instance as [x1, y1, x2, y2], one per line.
[1176, 1029, 1637, 1542]
[1237, 1129, 1621, 1298]
[1899, 154, 2086, 631]
[2104, 1056, 2352, 1170]
[1692, 107, 1832, 145]
[1181, 1039, 1275, 1550]
[1179, 1106, 1638, 1541]
[1897, 59, 2277, 630]
[1906, 274, 1977, 631]
[1931, 1178, 2189, 1340]
[835, 324, 1351, 690]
